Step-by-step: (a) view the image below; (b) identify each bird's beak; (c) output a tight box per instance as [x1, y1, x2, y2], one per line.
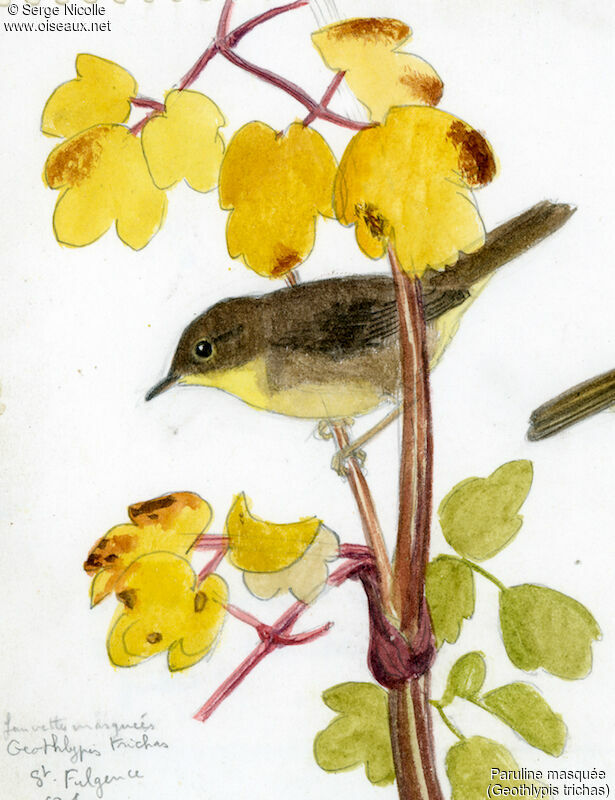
[145, 373, 179, 401]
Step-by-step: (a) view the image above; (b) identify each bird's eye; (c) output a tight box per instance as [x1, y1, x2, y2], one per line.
[194, 339, 213, 359]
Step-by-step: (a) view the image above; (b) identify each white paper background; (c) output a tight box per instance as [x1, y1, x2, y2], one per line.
[1, 1, 614, 797]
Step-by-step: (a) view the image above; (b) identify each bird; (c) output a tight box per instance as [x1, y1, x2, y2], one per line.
[145, 272, 471, 419]
[527, 368, 615, 441]
[146, 202, 573, 426]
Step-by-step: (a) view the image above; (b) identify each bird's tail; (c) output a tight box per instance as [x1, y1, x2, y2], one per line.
[528, 368, 615, 441]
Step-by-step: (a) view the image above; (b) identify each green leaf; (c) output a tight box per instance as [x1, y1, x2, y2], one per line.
[425, 556, 475, 648]
[500, 585, 601, 679]
[314, 682, 394, 786]
[441, 652, 486, 707]
[446, 736, 545, 800]
[482, 683, 566, 756]
[439, 460, 533, 561]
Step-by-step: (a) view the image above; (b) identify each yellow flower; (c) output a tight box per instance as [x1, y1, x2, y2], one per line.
[141, 89, 225, 192]
[225, 494, 339, 603]
[44, 124, 167, 250]
[107, 553, 227, 672]
[42, 54, 137, 139]
[85, 492, 212, 607]
[218, 121, 337, 278]
[335, 106, 497, 278]
[312, 18, 443, 122]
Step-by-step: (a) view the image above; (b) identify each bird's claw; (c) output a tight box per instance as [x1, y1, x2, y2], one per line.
[331, 446, 367, 477]
[316, 420, 333, 440]
[316, 417, 356, 441]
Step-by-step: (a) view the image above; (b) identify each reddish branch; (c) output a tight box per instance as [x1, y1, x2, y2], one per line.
[131, 0, 370, 135]
[194, 553, 373, 723]
[331, 424, 392, 611]
[388, 245, 442, 800]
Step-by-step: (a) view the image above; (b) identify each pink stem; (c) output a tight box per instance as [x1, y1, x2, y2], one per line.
[339, 543, 374, 560]
[194, 558, 372, 722]
[216, 0, 234, 40]
[178, 42, 218, 92]
[194, 602, 304, 722]
[179, 1, 307, 91]
[225, 603, 265, 630]
[226, 603, 333, 645]
[271, 622, 333, 646]
[303, 71, 346, 127]
[129, 114, 156, 137]
[130, 96, 166, 112]
[225, 0, 309, 48]
[193, 535, 229, 550]
[219, 46, 370, 131]
[197, 547, 227, 582]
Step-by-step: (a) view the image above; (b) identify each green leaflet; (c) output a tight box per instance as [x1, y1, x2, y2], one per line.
[446, 736, 545, 800]
[439, 460, 533, 561]
[482, 683, 566, 756]
[425, 556, 475, 648]
[441, 652, 486, 707]
[313, 682, 394, 786]
[500, 584, 601, 679]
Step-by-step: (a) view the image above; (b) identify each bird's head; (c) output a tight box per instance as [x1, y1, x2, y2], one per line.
[146, 296, 262, 401]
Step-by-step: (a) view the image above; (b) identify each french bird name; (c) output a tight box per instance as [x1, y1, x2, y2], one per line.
[3, 711, 168, 798]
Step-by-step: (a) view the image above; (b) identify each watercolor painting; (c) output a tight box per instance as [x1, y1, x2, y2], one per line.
[1, 1, 613, 799]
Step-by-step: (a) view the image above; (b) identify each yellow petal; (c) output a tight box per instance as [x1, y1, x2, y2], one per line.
[90, 570, 119, 608]
[44, 124, 167, 250]
[335, 106, 497, 277]
[42, 54, 137, 139]
[141, 89, 225, 192]
[106, 608, 147, 668]
[219, 121, 337, 278]
[244, 525, 339, 604]
[107, 555, 227, 672]
[312, 19, 442, 122]
[116, 552, 197, 613]
[168, 574, 228, 671]
[225, 493, 321, 573]
[128, 491, 212, 539]
[85, 494, 211, 605]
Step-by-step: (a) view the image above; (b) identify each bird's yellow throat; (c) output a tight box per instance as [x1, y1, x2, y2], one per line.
[180, 357, 384, 419]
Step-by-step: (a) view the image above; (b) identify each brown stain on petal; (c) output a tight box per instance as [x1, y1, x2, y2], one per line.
[355, 202, 390, 240]
[117, 588, 138, 609]
[399, 67, 443, 106]
[83, 533, 137, 574]
[447, 120, 496, 187]
[46, 126, 109, 189]
[194, 591, 207, 613]
[146, 632, 163, 644]
[271, 244, 302, 277]
[129, 491, 203, 528]
[327, 18, 409, 46]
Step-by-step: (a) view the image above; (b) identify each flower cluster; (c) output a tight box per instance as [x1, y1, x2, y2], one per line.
[42, 55, 225, 250]
[85, 491, 340, 672]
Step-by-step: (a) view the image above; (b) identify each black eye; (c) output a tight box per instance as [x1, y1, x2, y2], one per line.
[195, 339, 213, 359]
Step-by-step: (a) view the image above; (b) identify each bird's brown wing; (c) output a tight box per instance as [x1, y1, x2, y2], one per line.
[269, 275, 468, 359]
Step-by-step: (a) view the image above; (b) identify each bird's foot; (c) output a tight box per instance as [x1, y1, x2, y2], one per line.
[316, 417, 355, 441]
[332, 445, 367, 477]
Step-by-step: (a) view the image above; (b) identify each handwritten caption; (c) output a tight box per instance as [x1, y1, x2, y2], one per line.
[3, 711, 169, 799]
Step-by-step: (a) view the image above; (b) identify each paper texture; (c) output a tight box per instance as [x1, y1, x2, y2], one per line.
[1, 1, 613, 797]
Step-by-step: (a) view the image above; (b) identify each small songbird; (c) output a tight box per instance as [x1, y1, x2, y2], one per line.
[145, 273, 470, 419]
[146, 202, 574, 422]
[528, 368, 615, 441]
